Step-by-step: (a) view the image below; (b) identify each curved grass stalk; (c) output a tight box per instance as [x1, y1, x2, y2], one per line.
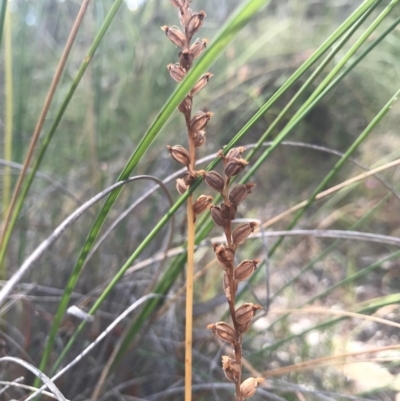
[0, 357, 67, 401]
[0, 175, 172, 306]
[25, 294, 161, 401]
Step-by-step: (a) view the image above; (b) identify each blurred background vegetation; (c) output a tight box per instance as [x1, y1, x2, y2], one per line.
[1, 0, 400, 400]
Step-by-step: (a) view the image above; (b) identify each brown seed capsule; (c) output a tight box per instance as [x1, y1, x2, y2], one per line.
[221, 202, 237, 221]
[192, 195, 213, 216]
[179, 6, 193, 26]
[178, 95, 192, 114]
[167, 63, 186, 82]
[222, 356, 241, 383]
[179, 49, 194, 71]
[170, 0, 185, 8]
[183, 171, 197, 186]
[193, 130, 206, 148]
[161, 26, 186, 48]
[229, 183, 256, 206]
[226, 146, 246, 161]
[202, 170, 224, 192]
[224, 157, 249, 177]
[237, 319, 251, 334]
[232, 222, 258, 246]
[187, 10, 206, 40]
[210, 205, 225, 227]
[235, 303, 263, 325]
[190, 111, 213, 133]
[167, 145, 191, 166]
[191, 72, 213, 95]
[176, 178, 189, 195]
[213, 243, 234, 270]
[207, 322, 235, 344]
[190, 38, 208, 59]
[234, 259, 261, 281]
[240, 377, 264, 399]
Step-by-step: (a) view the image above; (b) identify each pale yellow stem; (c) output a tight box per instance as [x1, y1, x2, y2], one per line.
[185, 195, 195, 401]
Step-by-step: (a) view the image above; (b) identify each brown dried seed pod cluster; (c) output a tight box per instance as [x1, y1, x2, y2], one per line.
[205, 146, 264, 399]
[164, 2, 265, 399]
[164, 0, 214, 222]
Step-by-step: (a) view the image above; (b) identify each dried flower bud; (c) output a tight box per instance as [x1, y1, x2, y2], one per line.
[222, 356, 241, 383]
[232, 222, 258, 246]
[213, 243, 234, 270]
[235, 303, 263, 325]
[161, 26, 186, 48]
[193, 195, 213, 215]
[167, 63, 186, 82]
[190, 38, 208, 59]
[179, 49, 194, 71]
[190, 111, 213, 133]
[224, 158, 249, 177]
[178, 95, 192, 114]
[226, 146, 246, 161]
[234, 259, 261, 281]
[240, 377, 264, 399]
[210, 205, 225, 227]
[179, 7, 193, 26]
[202, 170, 224, 192]
[221, 202, 237, 221]
[207, 322, 235, 344]
[187, 11, 206, 40]
[229, 183, 256, 205]
[167, 145, 191, 166]
[176, 178, 189, 194]
[170, 0, 185, 8]
[191, 72, 213, 95]
[193, 130, 205, 148]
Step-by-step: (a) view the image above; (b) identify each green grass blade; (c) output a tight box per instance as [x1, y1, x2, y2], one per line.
[46, 0, 273, 375]
[0, 0, 7, 51]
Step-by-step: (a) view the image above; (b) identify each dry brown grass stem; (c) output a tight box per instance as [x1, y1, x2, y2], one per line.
[261, 157, 400, 229]
[0, 0, 92, 256]
[263, 343, 400, 377]
[269, 307, 400, 330]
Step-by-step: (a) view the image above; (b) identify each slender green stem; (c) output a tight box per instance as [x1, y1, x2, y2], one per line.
[0, 0, 7, 51]
[2, 3, 12, 250]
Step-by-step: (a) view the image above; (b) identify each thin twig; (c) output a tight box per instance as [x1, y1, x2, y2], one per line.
[0, 176, 166, 306]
